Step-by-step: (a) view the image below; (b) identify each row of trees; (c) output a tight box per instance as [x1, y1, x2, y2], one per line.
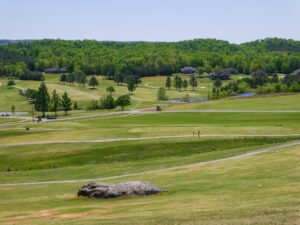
[20, 82, 73, 116]
[1, 38, 300, 80]
[60, 73, 140, 93]
[165, 75, 198, 91]
[60, 73, 100, 88]
[87, 95, 131, 111]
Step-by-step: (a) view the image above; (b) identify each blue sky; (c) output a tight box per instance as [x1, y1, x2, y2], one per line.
[0, 0, 299, 43]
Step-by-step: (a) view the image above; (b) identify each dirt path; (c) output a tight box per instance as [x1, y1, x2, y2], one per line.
[0, 110, 140, 127]
[0, 141, 299, 187]
[144, 83, 159, 89]
[1, 134, 300, 147]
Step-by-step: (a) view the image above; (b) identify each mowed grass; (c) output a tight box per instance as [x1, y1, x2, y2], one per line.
[0, 84, 31, 112]
[1, 112, 300, 145]
[1, 136, 298, 183]
[0, 144, 298, 224]
[0, 118, 24, 124]
[167, 93, 300, 110]
[0, 74, 299, 225]
[1, 112, 300, 146]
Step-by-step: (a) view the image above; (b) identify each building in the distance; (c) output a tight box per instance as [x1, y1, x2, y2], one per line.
[180, 67, 197, 74]
[44, 68, 67, 74]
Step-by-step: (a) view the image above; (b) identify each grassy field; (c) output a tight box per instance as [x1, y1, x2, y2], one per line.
[1, 136, 298, 183]
[0, 84, 32, 112]
[0, 142, 298, 224]
[2, 74, 300, 114]
[167, 93, 300, 111]
[0, 74, 248, 113]
[1, 112, 300, 145]
[1, 74, 299, 224]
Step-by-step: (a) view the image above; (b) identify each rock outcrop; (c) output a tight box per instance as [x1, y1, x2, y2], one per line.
[78, 181, 165, 199]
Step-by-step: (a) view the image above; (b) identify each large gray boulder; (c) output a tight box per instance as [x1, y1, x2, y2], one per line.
[78, 181, 166, 199]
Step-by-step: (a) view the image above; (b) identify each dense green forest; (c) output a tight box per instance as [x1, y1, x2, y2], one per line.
[0, 38, 300, 79]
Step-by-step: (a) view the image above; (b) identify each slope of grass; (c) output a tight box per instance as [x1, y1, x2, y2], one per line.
[1, 136, 298, 183]
[0, 143, 298, 224]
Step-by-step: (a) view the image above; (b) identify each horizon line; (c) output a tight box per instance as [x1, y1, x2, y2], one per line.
[1, 36, 300, 45]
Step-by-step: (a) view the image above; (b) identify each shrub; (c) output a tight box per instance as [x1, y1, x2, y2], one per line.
[236, 81, 250, 93]
[7, 80, 15, 88]
[100, 95, 115, 109]
[289, 82, 300, 92]
[20, 71, 44, 81]
[106, 86, 115, 94]
[115, 95, 131, 111]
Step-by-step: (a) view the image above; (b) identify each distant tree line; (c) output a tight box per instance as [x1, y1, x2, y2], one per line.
[0, 38, 300, 80]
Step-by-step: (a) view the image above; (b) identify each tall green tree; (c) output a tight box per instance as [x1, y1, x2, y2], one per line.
[114, 72, 125, 86]
[173, 75, 183, 91]
[51, 89, 61, 117]
[100, 95, 115, 109]
[89, 76, 99, 89]
[177, 77, 183, 91]
[78, 72, 87, 87]
[106, 86, 115, 95]
[189, 75, 198, 91]
[157, 87, 168, 100]
[183, 80, 188, 90]
[61, 91, 72, 115]
[173, 76, 179, 90]
[60, 74, 67, 84]
[67, 73, 76, 85]
[126, 77, 136, 93]
[165, 76, 172, 90]
[115, 95, 131, 111]
[35, 82, 50, 117]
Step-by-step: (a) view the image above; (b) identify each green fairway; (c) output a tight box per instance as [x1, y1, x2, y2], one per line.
[1, 112, 300, 145]
[0, 83, 31, 112]
[0, 118, 24, 124]
[167, 93, 300, 111]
